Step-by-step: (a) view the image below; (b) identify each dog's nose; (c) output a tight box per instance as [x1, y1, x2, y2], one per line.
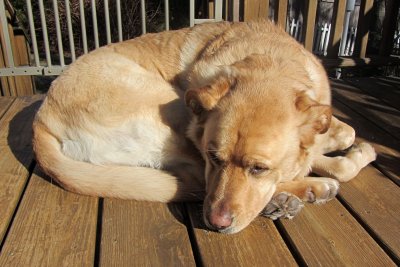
[208, 206, 233, 229]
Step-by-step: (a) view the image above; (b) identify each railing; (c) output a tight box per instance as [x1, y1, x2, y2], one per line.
[0, 0, 399, 96]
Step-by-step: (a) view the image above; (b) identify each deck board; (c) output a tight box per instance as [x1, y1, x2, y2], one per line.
[187, 203, 297, 266]
[0, 95, 43, 243]
[338, 166, 400, 261]
[100, 200, 196, 266]
[332, 99, 400, 185]
[377, 76, 400, 88]
[280, 200, 396, 266]
[0, 97, 14, 118]
[331, 79, 400, 139]
[0, 76, 399, 265]
[344, 77, 400, 110]
[0, 169, 98, 266]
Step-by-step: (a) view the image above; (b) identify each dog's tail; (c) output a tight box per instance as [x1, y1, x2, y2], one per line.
[33, 122, 197, 202]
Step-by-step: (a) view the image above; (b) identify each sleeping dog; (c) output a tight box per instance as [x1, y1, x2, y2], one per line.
[33, 21, 376, 234]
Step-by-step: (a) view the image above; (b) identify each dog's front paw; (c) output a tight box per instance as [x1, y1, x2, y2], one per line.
[261, 192, 304, 220]
[305, 178, 339, 204]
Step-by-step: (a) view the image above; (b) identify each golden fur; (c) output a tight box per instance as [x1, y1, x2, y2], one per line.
[33, 21, 376, 234]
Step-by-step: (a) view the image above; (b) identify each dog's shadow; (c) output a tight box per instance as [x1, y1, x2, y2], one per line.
[7, 100, 42, 174]
[7, 100, 207, 231]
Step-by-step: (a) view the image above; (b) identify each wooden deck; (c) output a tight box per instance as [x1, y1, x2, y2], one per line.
[0, 77, 399, 266]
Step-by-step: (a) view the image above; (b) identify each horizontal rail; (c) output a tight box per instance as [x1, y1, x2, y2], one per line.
[0, 66, 66, 76]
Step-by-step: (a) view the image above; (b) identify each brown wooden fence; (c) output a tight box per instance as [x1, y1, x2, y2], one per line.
[0, 0, 399, 96]
[0, 0, 34, 96]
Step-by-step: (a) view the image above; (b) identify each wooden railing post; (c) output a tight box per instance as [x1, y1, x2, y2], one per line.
[379, 0, 400, 56]
[353, 0, 374, 58]
[327, 0, 346, 58]
[276, 0, 288, 29]
[303, 0, 318, 51]
[243, 0, 269, 21]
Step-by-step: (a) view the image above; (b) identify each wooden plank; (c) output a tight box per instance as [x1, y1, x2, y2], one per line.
[330, 79, 400, 140]
[344, 77, 400, 110]
[303, 0, 318, 50]
[354, 0, 374, 57]
[339, 166, 400, 261]
[187, 203, 297, 266]
[327, 0, 346, 58]
[244, 0, 269, 21]
[332, 99, 400, 185]
[0, 96, 14, 118]
[280, 200, 396, 266]
[276, 0, 288, 29]
[377, 76, 400, 88]
[0, 168, 98, 266]
[0, 95, 43, 243]
[379, 0, 400, 56]
[321, 55, 400, 68]
[100, 200, 196, 266]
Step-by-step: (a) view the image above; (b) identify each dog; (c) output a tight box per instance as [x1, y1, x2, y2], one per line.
[33, 20, 376, 234]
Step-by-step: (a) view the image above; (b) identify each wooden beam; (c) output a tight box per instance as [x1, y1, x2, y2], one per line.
[244, 0, 269, 21]
[276, 0, 288, 29]
[327, 0, 346, 58]
[303, 0, 318, 50]
[354, 0, 374, 57]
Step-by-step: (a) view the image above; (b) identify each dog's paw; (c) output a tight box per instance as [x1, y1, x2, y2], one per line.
[261, 192, 304, 220]
[306, 178, 339, 204]
[348, 142, 377, 165]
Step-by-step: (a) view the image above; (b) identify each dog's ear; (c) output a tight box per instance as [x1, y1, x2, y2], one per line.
[185, 76, 234, 115]
[296, 92, 332, 147]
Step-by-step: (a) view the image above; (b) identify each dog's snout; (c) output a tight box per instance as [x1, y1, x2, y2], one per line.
[208, 204, 233, 230]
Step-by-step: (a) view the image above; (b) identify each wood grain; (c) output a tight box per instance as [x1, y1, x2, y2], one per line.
[354, 0, 374, 58]
[0, 168, 98, 266]
[244, 0, 269, 21]
[276, 0, 288, 29]
[303, 0, 318, 51]
[187, 203, 297, 267]
[327, 0, 346, 58]
[0, 97, 14, 118]
[332, 98, 400, 185]
[0, 95, 43, 243]
[344, 77, 400, 110]
[280, 200, 395, 266]
[339, 166, 400, 261]
[100, 200, 195, 266]
[331, 79, 400, 139]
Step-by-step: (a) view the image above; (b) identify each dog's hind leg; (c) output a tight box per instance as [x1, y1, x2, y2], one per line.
[311, 143, 376, 182]
[315, 116, 356, 154]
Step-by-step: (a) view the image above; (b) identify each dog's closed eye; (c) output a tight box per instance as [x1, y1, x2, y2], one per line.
[249, 165, 269, 176]
[207, 150, 223, 165]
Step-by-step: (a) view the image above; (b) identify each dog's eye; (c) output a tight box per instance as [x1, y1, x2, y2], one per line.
[249, 165, 269, 176]
[207, 151, 223, 165]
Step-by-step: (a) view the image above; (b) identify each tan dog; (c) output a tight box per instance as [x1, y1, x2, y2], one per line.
[33, 21, 376, 234]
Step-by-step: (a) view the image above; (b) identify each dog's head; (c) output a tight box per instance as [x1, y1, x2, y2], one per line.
[185, 55, 331, 233]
